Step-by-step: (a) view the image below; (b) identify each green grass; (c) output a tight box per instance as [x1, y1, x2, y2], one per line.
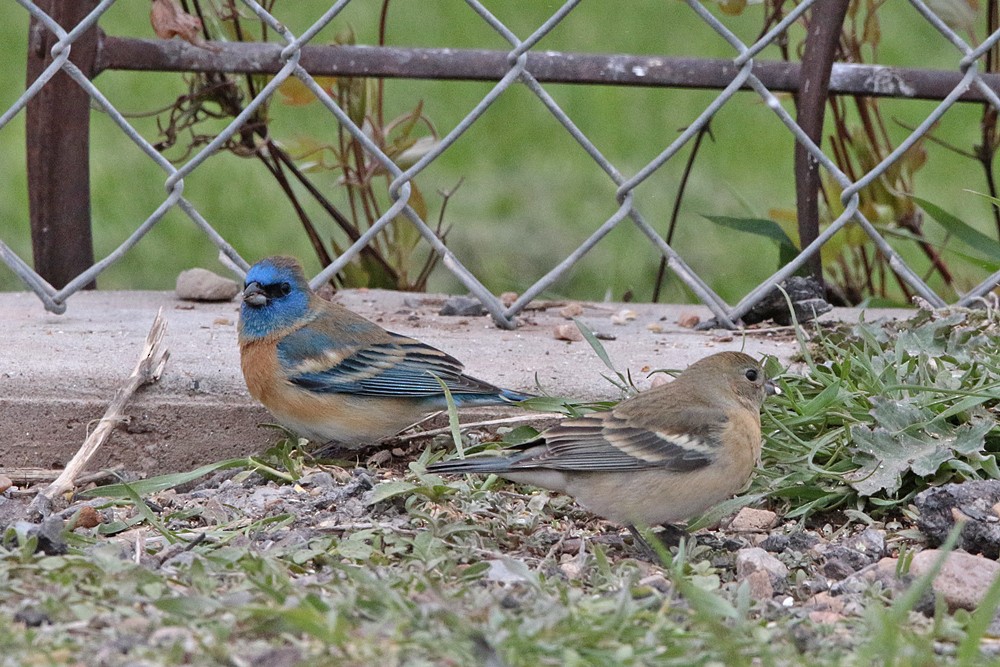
[4, 307, 1000, 665]
[2, 2, 999, 304]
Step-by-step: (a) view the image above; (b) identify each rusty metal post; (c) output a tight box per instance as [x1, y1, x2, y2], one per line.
[794, 0, 850, 283]
[26, 0, 99, 289]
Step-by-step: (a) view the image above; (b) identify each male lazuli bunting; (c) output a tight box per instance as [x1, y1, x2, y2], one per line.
[429, 351, 778, 532]
[238, 256, 531, 448]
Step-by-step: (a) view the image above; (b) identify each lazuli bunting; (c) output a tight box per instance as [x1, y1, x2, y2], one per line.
[428, 351, 778, 531]
[238, 256, 532, 448]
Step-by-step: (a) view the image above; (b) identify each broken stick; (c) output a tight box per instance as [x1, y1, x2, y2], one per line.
[29, 309, 169, 517]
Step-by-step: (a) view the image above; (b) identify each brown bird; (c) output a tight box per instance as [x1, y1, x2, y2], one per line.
[428, 351, 777, 537]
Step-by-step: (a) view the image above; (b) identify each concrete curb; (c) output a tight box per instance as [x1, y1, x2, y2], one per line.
[1, 289, 916, 474]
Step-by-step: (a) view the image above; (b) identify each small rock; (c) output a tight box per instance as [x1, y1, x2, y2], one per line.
[860, 557, 906, 593]
[729, 507, 778, 532]
[484, 559, 529, 584]
[677, 313, 700, 329]
[760, 534, 790, 552]
[649, 374, 670, 388]
[822, 557, 857, 581]
[736, 547, 788, 599]
[909, 549, 1000, 611]
[741, 275, 832, 325]
[73, 505, 102, 529]
[558, 303, 584, 319]
[915, 480, 1000, 558]
[500, 292, 518, 308]
[553, 324, 583, 342]
[638, 573, 672, 594]
[821, 545, 875, 573]
[10, 517, 68, 555]
[610, 309, 637, 325]
[559, 559, 584, 580]
[787, 531, 822, 552]
[248, 647, 303, 667]
[809, 610, 845, 624]
[742, 570, 774, 600]
[299, 472, 335, 488]
[0, 475, 12, 494]
[366, 450, 392, 467]
[804, 591, 847, 624]
[846, 528, 886, 561]
[175, 268, 240, 302]
[439, 296, 485, 317]
[645, 323, 665, 333]
[14, 608, 50, 627]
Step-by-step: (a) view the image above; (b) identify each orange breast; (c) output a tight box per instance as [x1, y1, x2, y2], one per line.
[240, 338, 286, 405]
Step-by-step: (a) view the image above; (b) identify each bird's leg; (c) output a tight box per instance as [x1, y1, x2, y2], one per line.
[311, 438, 350, 459]
[626, 524, 692, 562]
[656, 523, 689, 548]
[627, 525, 659, 561]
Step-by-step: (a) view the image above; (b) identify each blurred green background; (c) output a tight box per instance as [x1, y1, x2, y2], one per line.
[1, 1, 996, 305]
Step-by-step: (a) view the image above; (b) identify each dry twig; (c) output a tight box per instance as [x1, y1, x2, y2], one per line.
[28, 310, 169, 517]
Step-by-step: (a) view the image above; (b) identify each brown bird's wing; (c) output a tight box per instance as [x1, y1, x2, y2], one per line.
[512, 403, 727, 473]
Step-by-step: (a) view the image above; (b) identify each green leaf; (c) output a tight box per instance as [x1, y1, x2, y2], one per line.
[914, 197, 1000, 265]
[367, 480, 418, 505]
[502, 425, 541, 445]
[702, 215, 799, 266]
[79, 458, 248, 498]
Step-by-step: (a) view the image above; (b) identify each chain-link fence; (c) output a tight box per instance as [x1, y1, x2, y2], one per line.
[4, 0, 1000, 329]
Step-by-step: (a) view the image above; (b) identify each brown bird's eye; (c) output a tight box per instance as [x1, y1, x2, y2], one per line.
[744, 368, 759, 382]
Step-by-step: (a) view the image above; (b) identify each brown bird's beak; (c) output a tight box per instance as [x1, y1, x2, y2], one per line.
[242, 281, 267, 307]
[765, 379, 781, 396]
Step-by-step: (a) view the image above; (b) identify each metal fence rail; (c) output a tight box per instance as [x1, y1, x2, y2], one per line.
[4, 0, 1000, 328]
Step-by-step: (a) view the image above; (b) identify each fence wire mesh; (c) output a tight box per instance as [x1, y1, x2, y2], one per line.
[3, 0, 1000, 328]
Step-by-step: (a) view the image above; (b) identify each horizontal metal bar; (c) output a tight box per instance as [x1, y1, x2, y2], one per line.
[96, 35, 1000, 102]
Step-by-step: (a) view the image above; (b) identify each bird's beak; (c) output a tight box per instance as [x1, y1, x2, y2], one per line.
[765, 379, 781, 396]
[242, 281, 267, 307]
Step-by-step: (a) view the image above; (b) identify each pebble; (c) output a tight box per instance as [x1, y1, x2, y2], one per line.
[677, 313, 700, 328]
[175, 268, 240, 302]
[908, 549, 1000, 611]
[558, 303, 584, 319]
[610, 309, 637, 325]
[915, 480, 1000, 559]
[729, 507, 779, 532]
[845, 528, 886, 562]
[553, 324, 583, 342]
[736, 547, 788, 599]
[299, 471, 336, 488]
[439, 296, 485, 316]
[759, 534, 789, 552]
[638, 573, 672, 594]
[484, 559, 530, 584]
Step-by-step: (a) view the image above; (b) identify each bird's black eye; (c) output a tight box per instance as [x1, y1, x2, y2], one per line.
[745, 368, 759, 382]
[280, 282, 291, 295]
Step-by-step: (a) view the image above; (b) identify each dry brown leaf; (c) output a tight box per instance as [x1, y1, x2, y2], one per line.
[151, 0, 212, 49]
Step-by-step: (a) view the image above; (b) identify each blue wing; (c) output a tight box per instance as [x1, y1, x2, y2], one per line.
[276, 325, 518, 400]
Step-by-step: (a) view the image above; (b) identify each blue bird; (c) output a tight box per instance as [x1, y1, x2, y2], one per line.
[238, 256, 531, 448]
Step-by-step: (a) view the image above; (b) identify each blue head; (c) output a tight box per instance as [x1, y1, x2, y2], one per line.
[239, 256, 312, 340]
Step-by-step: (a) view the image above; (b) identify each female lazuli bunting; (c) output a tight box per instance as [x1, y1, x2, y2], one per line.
[238, 256, 532, 448]
[429, 351, 778, 530]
